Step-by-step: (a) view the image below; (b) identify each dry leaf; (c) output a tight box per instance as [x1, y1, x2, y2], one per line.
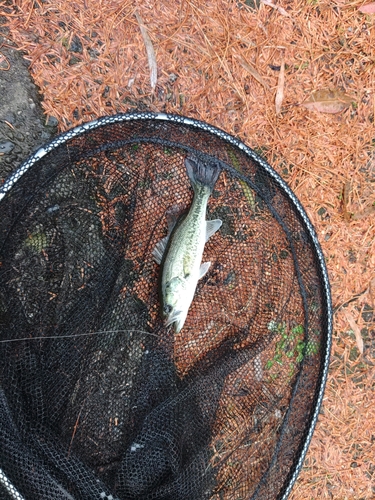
[301, 89, 353, 114]
[275, 49, 285, 116]
[358, 3, 375, 14]
[261, 0, 291, 17]
[235, 54, 270, 90]
[135, 10, 157, 91]
[345, 311, 364, 355]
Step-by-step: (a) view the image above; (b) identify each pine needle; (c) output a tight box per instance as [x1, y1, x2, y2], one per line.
[235, 54, 270, 91]
[344, 311, 364, 355]
[261, 0, 291, 18]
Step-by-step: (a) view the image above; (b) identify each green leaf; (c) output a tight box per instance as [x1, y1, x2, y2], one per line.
[265, 360, 274, 370]
[296, 353, 304, 363]
[291, 324, 304, 335]
[306, 340, 319, 355]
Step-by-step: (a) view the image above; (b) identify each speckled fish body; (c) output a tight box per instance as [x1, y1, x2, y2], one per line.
[153, 156, 222, 333]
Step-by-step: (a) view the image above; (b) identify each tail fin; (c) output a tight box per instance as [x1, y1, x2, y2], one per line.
[185, 156, 221, 193]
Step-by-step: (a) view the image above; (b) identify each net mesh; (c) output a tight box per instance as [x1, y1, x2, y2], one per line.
[0, 113, 331, 500]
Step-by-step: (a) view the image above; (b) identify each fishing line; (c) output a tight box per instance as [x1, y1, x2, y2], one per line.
[0, 329, 161, 343]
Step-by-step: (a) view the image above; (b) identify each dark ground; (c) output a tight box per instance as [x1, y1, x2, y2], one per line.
[0, 31, 57, 184]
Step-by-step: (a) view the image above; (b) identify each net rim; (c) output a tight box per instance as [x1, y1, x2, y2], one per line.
[0, 111, 332, 499]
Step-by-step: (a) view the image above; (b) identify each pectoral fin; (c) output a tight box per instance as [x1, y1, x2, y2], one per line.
[199, 262, 211, 278]
[152, 236, 169, 265]
[205, 219, 222, 242]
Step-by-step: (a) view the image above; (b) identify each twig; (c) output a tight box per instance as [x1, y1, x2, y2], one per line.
[275, 48, 285, 115]
[135, 10, 157, 91]
[341, 181, 352, 221]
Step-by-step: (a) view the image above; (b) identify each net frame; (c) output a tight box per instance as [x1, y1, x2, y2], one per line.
[0, 111, 332, 500]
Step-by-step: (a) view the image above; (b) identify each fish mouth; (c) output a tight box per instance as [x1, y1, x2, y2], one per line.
[165, 311, 182, 327]
[165, 310, 184, 332]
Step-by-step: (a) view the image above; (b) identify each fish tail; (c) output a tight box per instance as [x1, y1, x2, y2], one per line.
[185, 156, 221, 193]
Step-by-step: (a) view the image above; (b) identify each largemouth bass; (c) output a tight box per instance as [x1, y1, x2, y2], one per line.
[153, 156, 222, 333]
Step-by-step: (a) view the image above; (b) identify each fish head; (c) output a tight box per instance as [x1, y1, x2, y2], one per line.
[162, 276, 188, 333]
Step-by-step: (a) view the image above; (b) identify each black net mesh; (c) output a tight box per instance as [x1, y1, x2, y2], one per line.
[0, 113, 331, 500]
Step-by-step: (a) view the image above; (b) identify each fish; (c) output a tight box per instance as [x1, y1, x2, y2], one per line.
[152, 156, 222, 333]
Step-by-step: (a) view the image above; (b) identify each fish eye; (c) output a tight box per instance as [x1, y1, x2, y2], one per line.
[163, 304, 173, 315]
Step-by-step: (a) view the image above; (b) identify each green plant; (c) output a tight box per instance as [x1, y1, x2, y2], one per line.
[265, 322, 320, 378]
